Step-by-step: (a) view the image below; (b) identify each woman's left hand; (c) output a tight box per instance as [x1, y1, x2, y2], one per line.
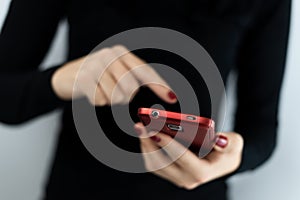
[134, 123, 244, 190]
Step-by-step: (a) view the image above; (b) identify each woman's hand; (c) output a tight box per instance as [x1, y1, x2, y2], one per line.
[51, 45, 177, 105]
[134, 123, 244, 190]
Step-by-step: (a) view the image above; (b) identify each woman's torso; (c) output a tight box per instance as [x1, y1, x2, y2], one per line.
[45, 0, 262, 199]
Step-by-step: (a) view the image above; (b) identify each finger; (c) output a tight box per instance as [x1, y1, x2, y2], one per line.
[112, 45, 177, 104]
[153, 132, 213, 184]
[134, 123, 174, 171]
[205, 132, 243, 177]
[80, 78, 106, 105]
[98, 72, 125, 105]
[134, 124, 212, 188]
[205, 132, 243, 164]
[94, 86, 107, 106]
[107, 62, 140, 103]
[129, 65, 177, 104]
[99, 47, 140, 103]
[213, 132, 244, 154]
[151, 132, 210, 171]
[134, 123, 184, 186]
[134, 123, 160, 151]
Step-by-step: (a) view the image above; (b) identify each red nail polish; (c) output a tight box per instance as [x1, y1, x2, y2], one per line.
[134, 127, 142, 136]
[168, 91, 177, 100]
[150, 136, 161, 143]
[216, 135, 228, 148]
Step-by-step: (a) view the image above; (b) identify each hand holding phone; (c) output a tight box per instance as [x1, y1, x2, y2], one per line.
[138, 108, 216, 156]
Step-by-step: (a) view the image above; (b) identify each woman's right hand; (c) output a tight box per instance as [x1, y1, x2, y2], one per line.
[51, 45, 177, 106]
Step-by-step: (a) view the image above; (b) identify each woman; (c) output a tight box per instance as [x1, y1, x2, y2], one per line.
[0, 0, 291, 199]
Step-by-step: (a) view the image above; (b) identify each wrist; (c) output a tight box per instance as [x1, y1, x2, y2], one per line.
[51, 59, 82, 100]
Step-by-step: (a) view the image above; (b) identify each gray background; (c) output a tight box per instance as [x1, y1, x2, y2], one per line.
[0, 0, 299, 199]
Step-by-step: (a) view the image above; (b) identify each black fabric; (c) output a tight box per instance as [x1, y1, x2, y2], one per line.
[0, 0, 291, 199]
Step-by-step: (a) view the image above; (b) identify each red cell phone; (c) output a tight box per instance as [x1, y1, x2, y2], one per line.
[138, 108, 216, 156]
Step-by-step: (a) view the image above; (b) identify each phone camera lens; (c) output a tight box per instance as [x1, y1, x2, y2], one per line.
[151, 110, 160, 118]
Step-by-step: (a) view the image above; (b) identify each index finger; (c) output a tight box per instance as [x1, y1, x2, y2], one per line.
[112, 45, 177, 104]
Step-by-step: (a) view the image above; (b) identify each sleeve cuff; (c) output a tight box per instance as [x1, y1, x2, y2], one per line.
[36, 65, 70, 110]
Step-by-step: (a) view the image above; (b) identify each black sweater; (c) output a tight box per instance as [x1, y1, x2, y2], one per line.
[0, 0, 291, 199]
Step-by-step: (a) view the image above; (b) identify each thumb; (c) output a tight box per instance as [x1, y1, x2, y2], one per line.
[213, 132, 244, 153]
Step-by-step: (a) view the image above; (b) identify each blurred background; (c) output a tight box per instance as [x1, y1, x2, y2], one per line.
[0, 0, 299, 199]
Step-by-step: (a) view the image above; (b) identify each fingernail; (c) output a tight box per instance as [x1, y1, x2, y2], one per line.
[134, 127, 142, 136]
[150, 136, 161, 143]
[168, 91, 177, 100]
[216, 135, 228, 148]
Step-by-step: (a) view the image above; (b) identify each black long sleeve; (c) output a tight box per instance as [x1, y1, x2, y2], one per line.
[0, 0, 66, 124]
[0, 0, 292, 199]
[234, 0, 291, 172]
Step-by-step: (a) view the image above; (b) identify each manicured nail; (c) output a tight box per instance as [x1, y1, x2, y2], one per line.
[168, 91, 177, 100]
[150, 136, 161, 143]
[134, 127, 142, 136]
[216, 135, 228, 148]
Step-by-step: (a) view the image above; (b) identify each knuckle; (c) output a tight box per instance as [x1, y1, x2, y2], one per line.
[236, 133, 244, 144]
[111, 93, 124, 105]
[94, 95, 106, 106]
[145, 164, 153, 172]
[173, 182, 185, 189]
[87, 96, 96, 105]
[145, 165, 151, 172]
[141, 64, 155, 72]
[123, 83, 138, 97]
[181, 174, 207, 190]
[183, 183, 198, 190]
[140, 139, 151, 148]
[108, 64, 124, 77]
[193, 175, 206, 185]
[99, 48, 112, 57]
[145, 161, 156, 172]
[182, 179, 203, 190]
[77, 76, 96, 94]
[100, 50, 120, 68]
[233, 159, 242, 171]
[232, 133, 244, 150]
[112, 44, 128, 52]
[95, 100, 105, 106]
